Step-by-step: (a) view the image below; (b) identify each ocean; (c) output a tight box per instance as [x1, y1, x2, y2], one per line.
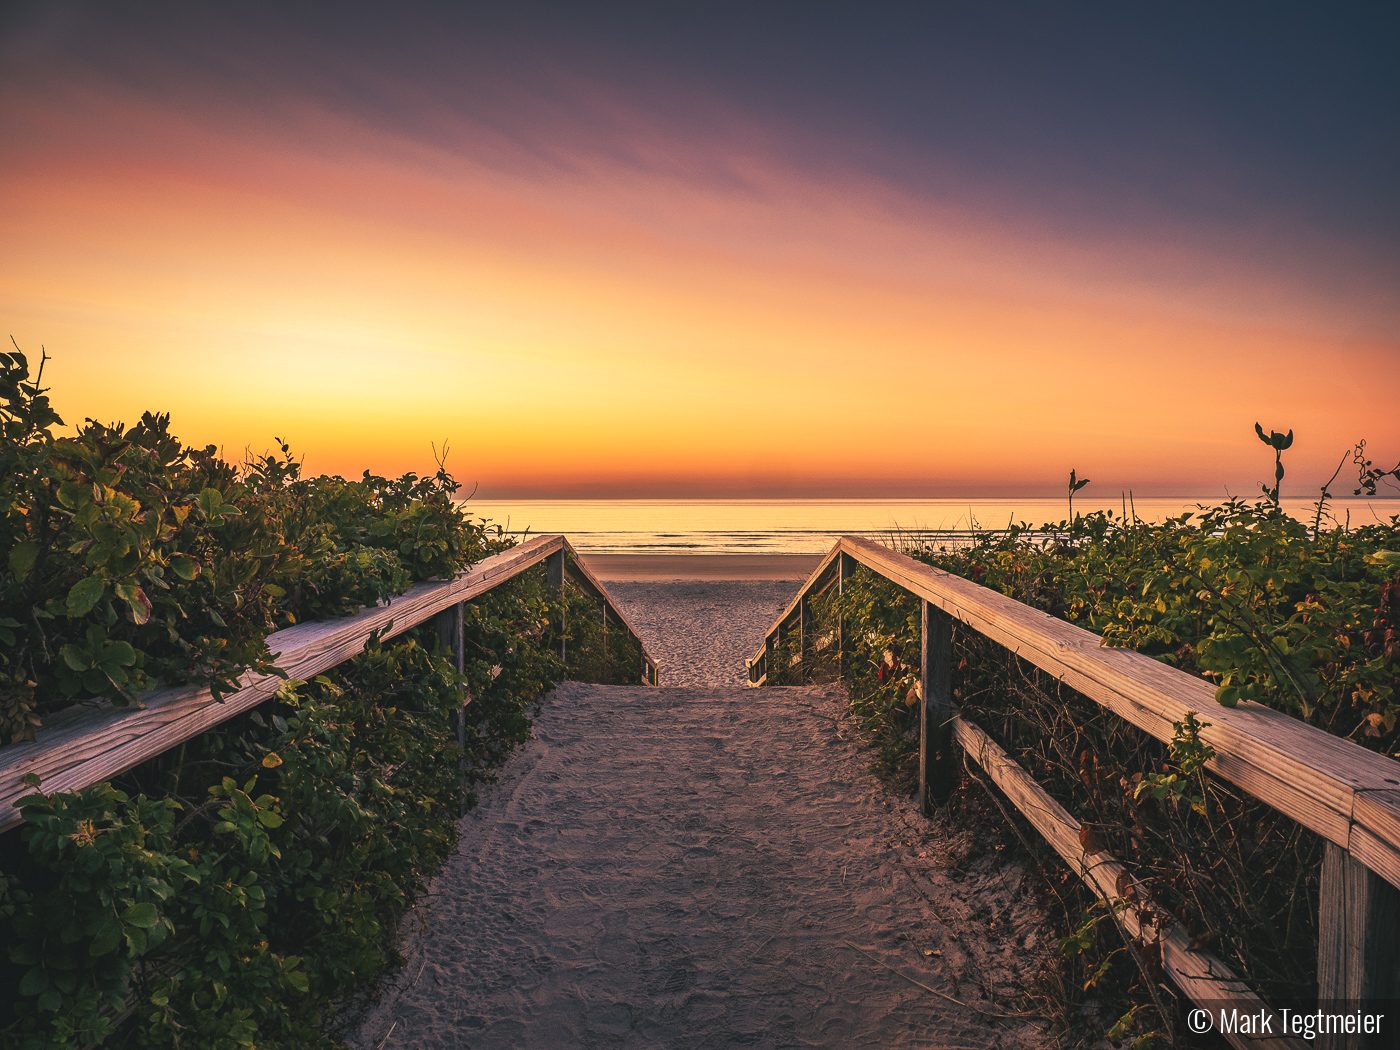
[457, 496, 1390, 556]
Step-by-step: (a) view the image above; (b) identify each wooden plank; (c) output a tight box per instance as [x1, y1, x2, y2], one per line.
[953, 715, 1306, 1050]
[798, 595, 807, 677]
[919, 600, 954, 812]
[438, 600, 469, 815]
[836, 556, 844, 675]
[546, 549, 566, 661]
[1349, 791, 1400, 890]
[834, 536, 1400, 883]
[434, 602, 468, 760]
[1317, 842, 1400, 1050]
[1318, 844, 1350, 1050]
[0, 534, 569, 833]
[748, 647, 767, 686]
[1346, 822, 1400, 895]
[1353, 790, 1400, 850]
[434, 603, 462, 671]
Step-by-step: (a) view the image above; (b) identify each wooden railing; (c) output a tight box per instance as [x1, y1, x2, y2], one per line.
[750, 535, 1400, 1050]
[0, 534, 658, 833]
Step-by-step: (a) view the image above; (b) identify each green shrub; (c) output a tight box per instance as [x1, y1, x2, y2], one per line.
[914, 499, 1400, 740]
[790, 492, 1398, 1047]
[0, 347, 646, 1046]
[0, 630, 463, 1048]
[1, 347, 492, 745]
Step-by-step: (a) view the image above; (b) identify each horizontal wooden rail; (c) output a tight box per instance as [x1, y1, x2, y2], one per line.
[954, 715, 1304, 1050]
[751, 535, 1400, 1040]
[0, 534, 658, 833]
[751, 536, 1400, 885]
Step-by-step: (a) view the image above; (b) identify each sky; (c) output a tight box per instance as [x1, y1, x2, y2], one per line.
[1, 1, 1397, 498]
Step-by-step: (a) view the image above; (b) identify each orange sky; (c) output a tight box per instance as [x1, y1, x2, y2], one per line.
[2, 7, 1397, 498]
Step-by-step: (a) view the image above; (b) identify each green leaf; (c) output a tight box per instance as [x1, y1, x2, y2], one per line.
[122, 901, 159, 929]
[116, 583, 152, 625]
[18, 967, 49, 997]
[66, 574, 107, 616]
[197, 487, 223, 518]
[170, 554, 199, 580]
[257, 810, 283, 828]
[60, 643, 90, 671]
[104, 640, 137, 668]
[90, 917, 122, 956]
[8, 540, 39, 578]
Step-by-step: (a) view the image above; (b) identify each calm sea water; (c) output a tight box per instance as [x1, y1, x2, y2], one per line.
[457, 497, 1391, 555]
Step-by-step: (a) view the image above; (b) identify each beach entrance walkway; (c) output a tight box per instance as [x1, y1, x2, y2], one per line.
[348, 682, 1049, 1049]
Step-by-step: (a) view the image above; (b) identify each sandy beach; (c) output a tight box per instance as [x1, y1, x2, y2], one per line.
[345, 574, 1056, 1049]
[582, 555, 816, 686]
[581, 554, 824, 582]
[584, 556, 815, 686]
[602, 580, 797, 687]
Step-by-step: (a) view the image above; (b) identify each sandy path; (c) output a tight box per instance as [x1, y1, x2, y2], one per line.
[347, 682, 1049, 1049]
[601, 581, 799, 687]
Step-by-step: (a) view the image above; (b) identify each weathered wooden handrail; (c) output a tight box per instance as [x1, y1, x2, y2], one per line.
[0, 534, 658, 833]
[750, 535, 1400, 1049]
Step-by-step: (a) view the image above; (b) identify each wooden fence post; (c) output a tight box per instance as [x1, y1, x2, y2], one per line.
[546, 549, 566, 662]
[798, 596, 807, 684]
[919, 599, 954, 814]
[837, 551, 855, 678]
[1317, 842, 1400, 1050]
[435, 606, 455, 660]
[452, 600, 466, 747]
[435, 602, 469, 814]
[434, 600, 465, 685]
